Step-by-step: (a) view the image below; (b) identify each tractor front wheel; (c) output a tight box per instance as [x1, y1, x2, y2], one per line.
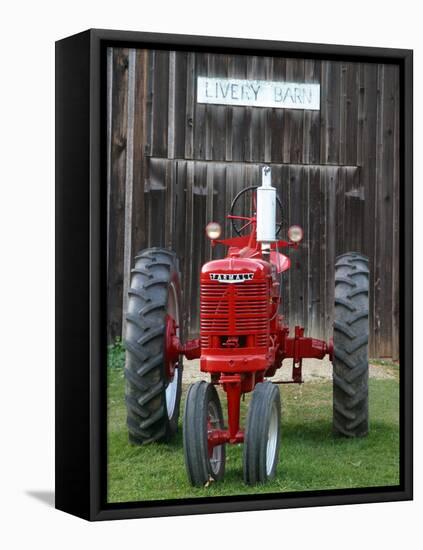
[243, 382, 281, 485]
[333, 252, 369, 437]
[183, 381, 226, 487]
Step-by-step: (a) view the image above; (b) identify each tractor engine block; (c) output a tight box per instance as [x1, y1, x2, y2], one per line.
[199, 257, 281, 377]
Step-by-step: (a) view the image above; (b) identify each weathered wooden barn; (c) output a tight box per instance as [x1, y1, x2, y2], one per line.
[107, 47, 399, 359]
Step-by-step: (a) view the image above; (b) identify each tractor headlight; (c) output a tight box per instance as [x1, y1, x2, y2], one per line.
[206, 222, 222, 240]
[288, 225, 304, 243]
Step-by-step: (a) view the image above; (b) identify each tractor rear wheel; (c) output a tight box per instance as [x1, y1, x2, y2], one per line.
[243, 382, 281, 485]
[333, 252, 369, 437]
[183, 381, 226, 487]
[124, 247, 183, 444]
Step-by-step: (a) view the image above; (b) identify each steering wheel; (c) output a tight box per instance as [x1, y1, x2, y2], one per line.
[229, 185, 285, 237]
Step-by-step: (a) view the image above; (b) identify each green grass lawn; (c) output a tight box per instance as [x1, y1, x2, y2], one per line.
[107, 347, 400, 503]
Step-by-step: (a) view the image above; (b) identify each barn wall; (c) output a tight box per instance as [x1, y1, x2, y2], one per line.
[107, 47, 400, 359]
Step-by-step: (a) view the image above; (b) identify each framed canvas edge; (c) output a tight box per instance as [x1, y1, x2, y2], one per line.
[56, 29, 92, 521]
[55, 28, 413, 522]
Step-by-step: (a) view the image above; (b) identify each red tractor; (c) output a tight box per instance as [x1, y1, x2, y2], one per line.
[124, 166, 369, 486]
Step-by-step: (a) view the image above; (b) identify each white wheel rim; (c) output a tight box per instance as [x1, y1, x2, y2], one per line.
[165, 282, 179, 419]
[266, 401, 279, 475]
[166, 364, 179, 419]
[208, 400, 223, 475]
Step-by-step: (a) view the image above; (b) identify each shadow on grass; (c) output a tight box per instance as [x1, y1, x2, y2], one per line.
[119, 419, 398, 460]
[282, 419, 398, 443]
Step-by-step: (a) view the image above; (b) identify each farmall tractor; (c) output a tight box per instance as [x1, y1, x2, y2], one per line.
[124, 166, 369, 486]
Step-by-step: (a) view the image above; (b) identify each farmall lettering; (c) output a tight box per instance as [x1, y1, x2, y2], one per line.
[197, 76, 320, 110]
[209, 272, 254, 283]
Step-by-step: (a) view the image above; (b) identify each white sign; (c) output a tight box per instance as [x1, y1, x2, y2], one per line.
[197, 77, 320, 110]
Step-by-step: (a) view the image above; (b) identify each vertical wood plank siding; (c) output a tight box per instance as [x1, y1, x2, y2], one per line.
[107, 48, 129, 342]
[107, 48, 400, 359]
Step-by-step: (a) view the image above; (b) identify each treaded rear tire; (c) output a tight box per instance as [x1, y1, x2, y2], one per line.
[124, 247, 183, 444]
[333, 252, 369, 437]
[243, 381, 281, 485]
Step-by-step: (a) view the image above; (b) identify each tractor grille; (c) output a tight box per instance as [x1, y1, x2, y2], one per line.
[200, 281, 269, 348]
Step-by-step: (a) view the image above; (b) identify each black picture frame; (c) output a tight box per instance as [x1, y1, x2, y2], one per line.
[55, 28, 413, 521]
